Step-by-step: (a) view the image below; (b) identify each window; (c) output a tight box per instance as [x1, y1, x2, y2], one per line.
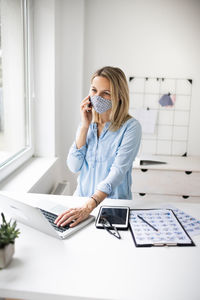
[0, 0, 33, 181]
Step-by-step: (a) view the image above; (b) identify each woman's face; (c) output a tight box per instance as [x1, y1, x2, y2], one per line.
[90, 76, 111, 100]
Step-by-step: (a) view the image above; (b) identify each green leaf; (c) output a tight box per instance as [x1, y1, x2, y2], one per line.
[0, 212, 20, 247]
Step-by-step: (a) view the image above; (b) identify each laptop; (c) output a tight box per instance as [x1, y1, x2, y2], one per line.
[0, 194, 95, 239]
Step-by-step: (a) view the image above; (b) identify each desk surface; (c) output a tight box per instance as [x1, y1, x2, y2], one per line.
[0, 192, 200, 300]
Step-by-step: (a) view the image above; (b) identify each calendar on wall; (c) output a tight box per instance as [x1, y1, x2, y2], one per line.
[129, 76, 193, 156]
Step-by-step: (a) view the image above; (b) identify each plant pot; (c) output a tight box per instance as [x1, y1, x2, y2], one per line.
[0, 243, 15, 269]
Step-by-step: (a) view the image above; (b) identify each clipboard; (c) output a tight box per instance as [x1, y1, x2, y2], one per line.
[129, 209, 195, 247]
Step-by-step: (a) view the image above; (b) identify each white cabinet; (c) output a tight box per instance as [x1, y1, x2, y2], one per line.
[132, 155, 200, 197]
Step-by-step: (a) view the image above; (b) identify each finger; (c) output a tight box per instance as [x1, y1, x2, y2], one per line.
[81, 104, 91, 111]
[83, 106, 92, 113]
[81, 98, 90, 108]
[81, 95, 90, 103]
[70, 211, 90, 228]
[57, 211, 77, 226]
[58, 209, 79, 224]
[80, 100, 88, 107]
[69, 217, 83, 228]
[54, 210, 71, 224]
[54, 213, 65, 224]
[60, 214, 79, 227]
[81, 101, 91, 111]
[55, 207, 76, 224]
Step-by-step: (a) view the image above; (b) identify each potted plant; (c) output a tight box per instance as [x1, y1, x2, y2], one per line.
[0, 212, 20, 269]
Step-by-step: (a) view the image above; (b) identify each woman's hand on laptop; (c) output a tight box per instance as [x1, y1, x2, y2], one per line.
[55, 191, 106, 228]
[54, 202, 94, 228]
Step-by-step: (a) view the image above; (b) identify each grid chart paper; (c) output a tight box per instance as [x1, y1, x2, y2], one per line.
[129, 209, 194, 247]
[161, 204, 200, 237]
[129, 77, 193, 156]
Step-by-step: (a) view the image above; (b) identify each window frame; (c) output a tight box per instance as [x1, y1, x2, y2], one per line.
[0, 0, 34, 182]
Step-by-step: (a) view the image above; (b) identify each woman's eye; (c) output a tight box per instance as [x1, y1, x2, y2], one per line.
[91, 88, 97, 92]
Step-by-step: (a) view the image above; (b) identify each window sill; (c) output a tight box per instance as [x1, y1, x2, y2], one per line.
[0, 156, 59, 194]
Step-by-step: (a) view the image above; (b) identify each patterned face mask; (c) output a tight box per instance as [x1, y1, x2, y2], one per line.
[90, 95, 112, 114]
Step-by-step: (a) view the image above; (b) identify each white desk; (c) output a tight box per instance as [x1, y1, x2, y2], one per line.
[0, 192, 200, 300]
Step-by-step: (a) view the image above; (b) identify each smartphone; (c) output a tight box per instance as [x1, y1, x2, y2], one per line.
[95, 206, 130, 230]
[87, 97, 92, 112]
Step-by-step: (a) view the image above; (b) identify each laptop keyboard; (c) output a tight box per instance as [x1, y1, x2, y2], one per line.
[40, 209, 71, 233]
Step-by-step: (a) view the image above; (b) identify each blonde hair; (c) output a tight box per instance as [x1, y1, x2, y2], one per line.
[91, 66, 132, 131]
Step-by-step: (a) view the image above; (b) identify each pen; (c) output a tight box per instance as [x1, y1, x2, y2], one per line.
[137, 214, 158, 232]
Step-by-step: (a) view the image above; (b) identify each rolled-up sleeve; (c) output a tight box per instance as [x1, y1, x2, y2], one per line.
[96, 120, 142, 195]
[67, 125, 87, 173]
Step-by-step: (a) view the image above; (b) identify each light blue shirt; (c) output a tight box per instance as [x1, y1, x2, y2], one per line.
[67, 118, 142, 200]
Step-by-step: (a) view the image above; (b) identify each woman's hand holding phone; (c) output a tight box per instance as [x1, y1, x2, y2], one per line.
[80, 95, 92, 129]
[76, 95, 92, 149]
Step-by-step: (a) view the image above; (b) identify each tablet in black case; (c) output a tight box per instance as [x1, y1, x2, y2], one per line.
[96, 206, 130, 230]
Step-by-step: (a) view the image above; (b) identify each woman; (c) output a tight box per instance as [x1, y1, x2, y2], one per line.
[55, 66, 142, 228]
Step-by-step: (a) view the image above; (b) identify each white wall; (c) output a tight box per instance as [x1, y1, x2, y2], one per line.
[32, 0, 200, 194]
[83, 0, 200, 156]
[33, 0, 84, 192]
[55, 0, 85, 191]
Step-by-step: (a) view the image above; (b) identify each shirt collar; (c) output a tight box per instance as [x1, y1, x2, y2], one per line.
[92, 121, 111, 129]
[92, 122, 111, 137]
